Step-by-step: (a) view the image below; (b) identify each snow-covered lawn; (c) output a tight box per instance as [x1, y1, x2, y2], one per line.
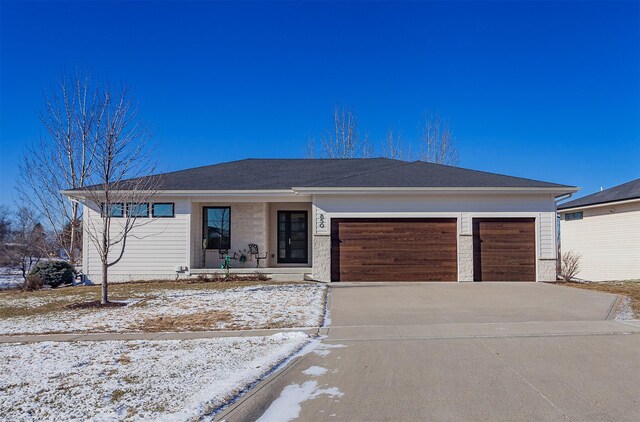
[0, 283, 327, 335]
[0, 332, 310, 421]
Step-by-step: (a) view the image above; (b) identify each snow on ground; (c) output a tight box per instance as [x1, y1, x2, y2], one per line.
[254, 336, 346, 422]
[0, 332, 310, 421]
[255, 380, 344, 422]
[615, 296, 634, 320]
[0, 267, 23, 290]
[302, 366, 328, 376]
[0, 284, 326, 335]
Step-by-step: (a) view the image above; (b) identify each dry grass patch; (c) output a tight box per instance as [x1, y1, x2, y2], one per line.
[0, 279, 295, 319]
[117, 354, 132, 365]
[557, 280, 640, 318]
[134, 310, 234, 332]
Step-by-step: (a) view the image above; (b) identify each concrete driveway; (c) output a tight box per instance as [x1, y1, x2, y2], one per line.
[219, 283, 640, 422]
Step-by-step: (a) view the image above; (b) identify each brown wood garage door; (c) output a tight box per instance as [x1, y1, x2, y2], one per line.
[473, 218, 536, 282]
[331, 218, 457, 282]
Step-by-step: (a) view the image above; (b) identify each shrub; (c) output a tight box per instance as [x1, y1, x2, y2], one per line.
[22, 275, 43, 291]
[29, 261, 76, 288]
[256, 273, 270, 281]
[559, 251, 581, 281]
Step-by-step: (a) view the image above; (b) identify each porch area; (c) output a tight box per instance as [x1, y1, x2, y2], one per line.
[187, 200, 313, 278]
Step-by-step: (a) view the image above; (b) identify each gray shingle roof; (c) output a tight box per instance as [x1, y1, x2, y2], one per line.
[301, 160, 571, 188]
[86, 158, 575, 191]
[557, 178, 640, 210]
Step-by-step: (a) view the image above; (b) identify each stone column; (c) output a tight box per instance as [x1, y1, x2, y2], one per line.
[537, 259, 557, 282]
[312, 234, 331, 282]
[458, 234, 474, 282]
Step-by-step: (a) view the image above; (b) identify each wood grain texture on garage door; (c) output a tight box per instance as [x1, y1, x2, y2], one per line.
[331, 218, 458, 282]
[472, 218, 536, 282]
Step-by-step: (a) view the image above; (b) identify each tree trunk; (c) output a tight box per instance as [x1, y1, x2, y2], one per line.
[101, 262, 108, 305]
[101, 230, 109, 304]
[69, 202, 78, 266]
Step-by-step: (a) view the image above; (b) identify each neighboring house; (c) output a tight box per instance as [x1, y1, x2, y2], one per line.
[558, 178, 640, 281]
[63, 158, 576, 283]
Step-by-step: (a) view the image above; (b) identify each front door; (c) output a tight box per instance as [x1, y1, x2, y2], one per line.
[278, 211, 308, 264]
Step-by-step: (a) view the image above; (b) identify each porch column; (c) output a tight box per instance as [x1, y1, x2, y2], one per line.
[311, 204, 331, 282]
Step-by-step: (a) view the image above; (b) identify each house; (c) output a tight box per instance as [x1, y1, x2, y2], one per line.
[558, 178, 640, 281]
[64, 158, 577, 283]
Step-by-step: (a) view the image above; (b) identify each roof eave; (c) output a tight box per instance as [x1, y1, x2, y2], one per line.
[292, 186, 579, 195]
[61, 189, 300, 199]
[62, 186, 579, 199]
[557, 196, 640, 212]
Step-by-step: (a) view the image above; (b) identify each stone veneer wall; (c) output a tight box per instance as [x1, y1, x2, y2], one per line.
[312, 234, 331, 282]
[457, 234, 474, 282]
[537, 259, 557, 282]
[191, 202, 268, 269]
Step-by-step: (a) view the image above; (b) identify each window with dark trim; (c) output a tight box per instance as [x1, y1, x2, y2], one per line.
[127, 203, 149, 218]
[152, 203, 175, 218]
[203, 207, 231, 249]
[101, 203, 124, 218]
[565, 212, 583, 221]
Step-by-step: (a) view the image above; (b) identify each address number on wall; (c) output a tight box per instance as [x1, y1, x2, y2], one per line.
[315, 212, 329, 234]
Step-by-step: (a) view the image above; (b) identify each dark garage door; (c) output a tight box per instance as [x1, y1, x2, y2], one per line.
[473, 218, 536, 282]
[331, 218, 458, 282]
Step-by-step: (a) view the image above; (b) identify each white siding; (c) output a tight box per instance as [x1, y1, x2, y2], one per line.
[459, 212, 471, 235]
[84, 198, 189, 283]
[560, 201, 640, 281]
[538, 212, 556, 259]
[313, 193, 556, 214]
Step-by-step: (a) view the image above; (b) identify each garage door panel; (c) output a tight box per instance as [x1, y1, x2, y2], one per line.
[331, 218, 457, 282]
[473, 218, 536, 282]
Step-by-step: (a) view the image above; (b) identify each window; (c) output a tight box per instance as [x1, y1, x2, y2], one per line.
[127, 203, 149, 218]
[152, 203, 175, 218]
[203, 207, 230, 249]
[101, 203, 124, 218]
[565, 212, 583, 221]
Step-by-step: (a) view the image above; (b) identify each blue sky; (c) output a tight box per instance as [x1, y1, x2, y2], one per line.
[1, 1, 638, 207]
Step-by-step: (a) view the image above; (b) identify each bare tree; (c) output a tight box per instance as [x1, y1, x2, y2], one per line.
[381, 129, 411, 160]
[305, 138, 315, 158]
[0, 207, 47, 280]
[420, 114, 459, 165]
[18, 70, 105, 265]
[67, 85, 160, 304]
[320, 106, 371, 158]
[0, 206, 10, 244]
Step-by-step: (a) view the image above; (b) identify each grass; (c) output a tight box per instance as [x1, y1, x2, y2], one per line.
[133, 310, 234, 332]
[0, 279, 298, 319]
[557, 280, 640, 319]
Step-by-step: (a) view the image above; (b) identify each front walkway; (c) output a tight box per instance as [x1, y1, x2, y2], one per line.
[219, 283, 640, 422]
[0, 327, 320, 344]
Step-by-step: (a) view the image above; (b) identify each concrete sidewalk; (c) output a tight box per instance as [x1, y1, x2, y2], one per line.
[0, 327, 321, 343]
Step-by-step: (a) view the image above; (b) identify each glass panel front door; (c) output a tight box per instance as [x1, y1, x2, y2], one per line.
[277, 211, 308, 263]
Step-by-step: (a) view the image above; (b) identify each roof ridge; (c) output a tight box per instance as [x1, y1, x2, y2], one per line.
[155, 157, 401, 176]
[299, 160, 416, 187]
[244, 157, 400, 161]
[144, 158, 251, 178]
[414, 160, 572, 187]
